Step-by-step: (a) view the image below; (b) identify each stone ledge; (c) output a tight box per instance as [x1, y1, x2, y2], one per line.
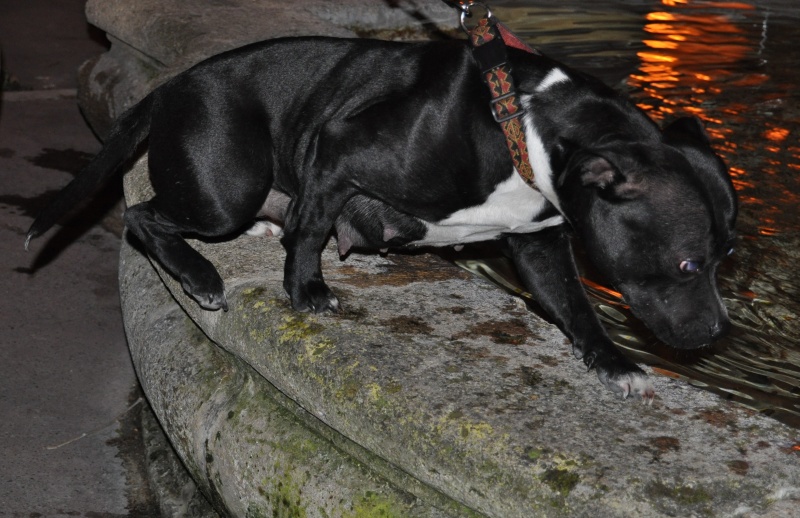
[78, 0, 456, 136]
[121, 153, 800, 517]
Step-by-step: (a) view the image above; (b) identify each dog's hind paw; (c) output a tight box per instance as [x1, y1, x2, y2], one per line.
[191, 291, 229, 312]
[180, 270, 228, 311]
[598, 369, 655, 404]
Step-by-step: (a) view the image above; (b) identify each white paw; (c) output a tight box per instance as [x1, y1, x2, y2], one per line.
[598, 368, 655, 404]
[246, 220, 283, 237]
[615, 372, 655, 404]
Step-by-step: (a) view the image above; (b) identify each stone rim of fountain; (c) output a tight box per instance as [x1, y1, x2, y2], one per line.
[83, 1, 800, 516]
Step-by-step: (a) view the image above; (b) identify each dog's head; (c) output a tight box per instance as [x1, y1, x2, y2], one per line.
[559, 116, 737, 349]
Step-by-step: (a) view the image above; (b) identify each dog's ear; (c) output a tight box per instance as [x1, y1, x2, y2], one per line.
[556, 140, 645, 200]
[580, 155, 616, 188]
[553, 139, 619, 189]
[575, 153, 645, 200]
[663, 116, 711, 146]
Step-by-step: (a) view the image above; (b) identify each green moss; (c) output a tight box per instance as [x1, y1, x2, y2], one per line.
[341, 492, 409, 518]
[278, 314, 324, 345]
[241, 286, 267, 305]
[269, 436, 321, 463]
[266, 313, 337, 365]
[385, 382, 403, 394]
[645, 479, 712, 506]
[460, 421, 494, 440]
[366, 382, 391, 410]
[246, 504, 270, 518]
[526, 447, 547, 461]
[447, 409, 464, 420]
[260, 470, 309, 518]
[541, 468, 580, 496]
[335, 378, 363, 401]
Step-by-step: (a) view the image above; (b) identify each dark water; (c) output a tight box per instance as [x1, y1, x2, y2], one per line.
[458, 0, 800, 428]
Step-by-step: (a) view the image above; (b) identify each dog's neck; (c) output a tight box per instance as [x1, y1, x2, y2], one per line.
[519, 94, 564, 216]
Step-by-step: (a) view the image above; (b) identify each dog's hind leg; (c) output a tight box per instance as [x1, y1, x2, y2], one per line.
[124, 201, 229, 310]
[134, 87, 275, 310]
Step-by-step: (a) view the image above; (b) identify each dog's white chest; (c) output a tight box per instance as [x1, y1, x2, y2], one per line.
[413, 172, 562, 246]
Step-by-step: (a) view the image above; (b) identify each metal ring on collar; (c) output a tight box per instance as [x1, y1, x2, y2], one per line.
[459, 2, 493, 33]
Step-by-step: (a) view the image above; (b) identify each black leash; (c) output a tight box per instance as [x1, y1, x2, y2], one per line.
[443, 1, 539, 189]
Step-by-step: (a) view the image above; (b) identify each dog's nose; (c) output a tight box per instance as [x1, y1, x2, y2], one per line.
[709, 319, 730, 341]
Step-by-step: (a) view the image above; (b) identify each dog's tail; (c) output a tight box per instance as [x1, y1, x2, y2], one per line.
[25, 94, 155, 250]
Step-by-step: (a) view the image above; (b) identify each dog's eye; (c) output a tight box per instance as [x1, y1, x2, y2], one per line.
[679, 260, 702, 274]
[727, 247, 735, 256]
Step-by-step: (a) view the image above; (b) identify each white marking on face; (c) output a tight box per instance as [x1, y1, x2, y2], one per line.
[413, 171, 563, 247]
[535, 68, 570, 92]
[521, 94, 563, 215]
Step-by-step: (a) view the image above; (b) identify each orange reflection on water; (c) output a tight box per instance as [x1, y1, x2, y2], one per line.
[728, 166, 756, 192]
[661, 1, 756, 10]
[759, 227, 780, 236]
[631, 6, 751, 125]
[581, 278, 624, 302]
[727, 166, 746, 178]
[765, 127, 790, 142]
[630, 0, 792, 214]
[628, 1, 800, 231]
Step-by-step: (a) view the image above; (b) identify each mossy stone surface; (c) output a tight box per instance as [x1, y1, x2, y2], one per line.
[121, 154, 800, 517]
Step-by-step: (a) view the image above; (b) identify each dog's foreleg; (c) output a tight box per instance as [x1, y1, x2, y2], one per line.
[506, 228, 654, 402]
[280, 186, 353, 313]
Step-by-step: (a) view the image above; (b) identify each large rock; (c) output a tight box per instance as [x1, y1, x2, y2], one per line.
[121, 148, 800, 516]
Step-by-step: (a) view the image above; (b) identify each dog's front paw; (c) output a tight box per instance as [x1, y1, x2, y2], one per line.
[289, 280, 340, 314]
[597, 367, 654, 403]
[583, 346, 655, 403]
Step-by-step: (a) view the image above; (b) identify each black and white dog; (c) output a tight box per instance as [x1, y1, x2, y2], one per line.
[27, 37, 737, 400]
